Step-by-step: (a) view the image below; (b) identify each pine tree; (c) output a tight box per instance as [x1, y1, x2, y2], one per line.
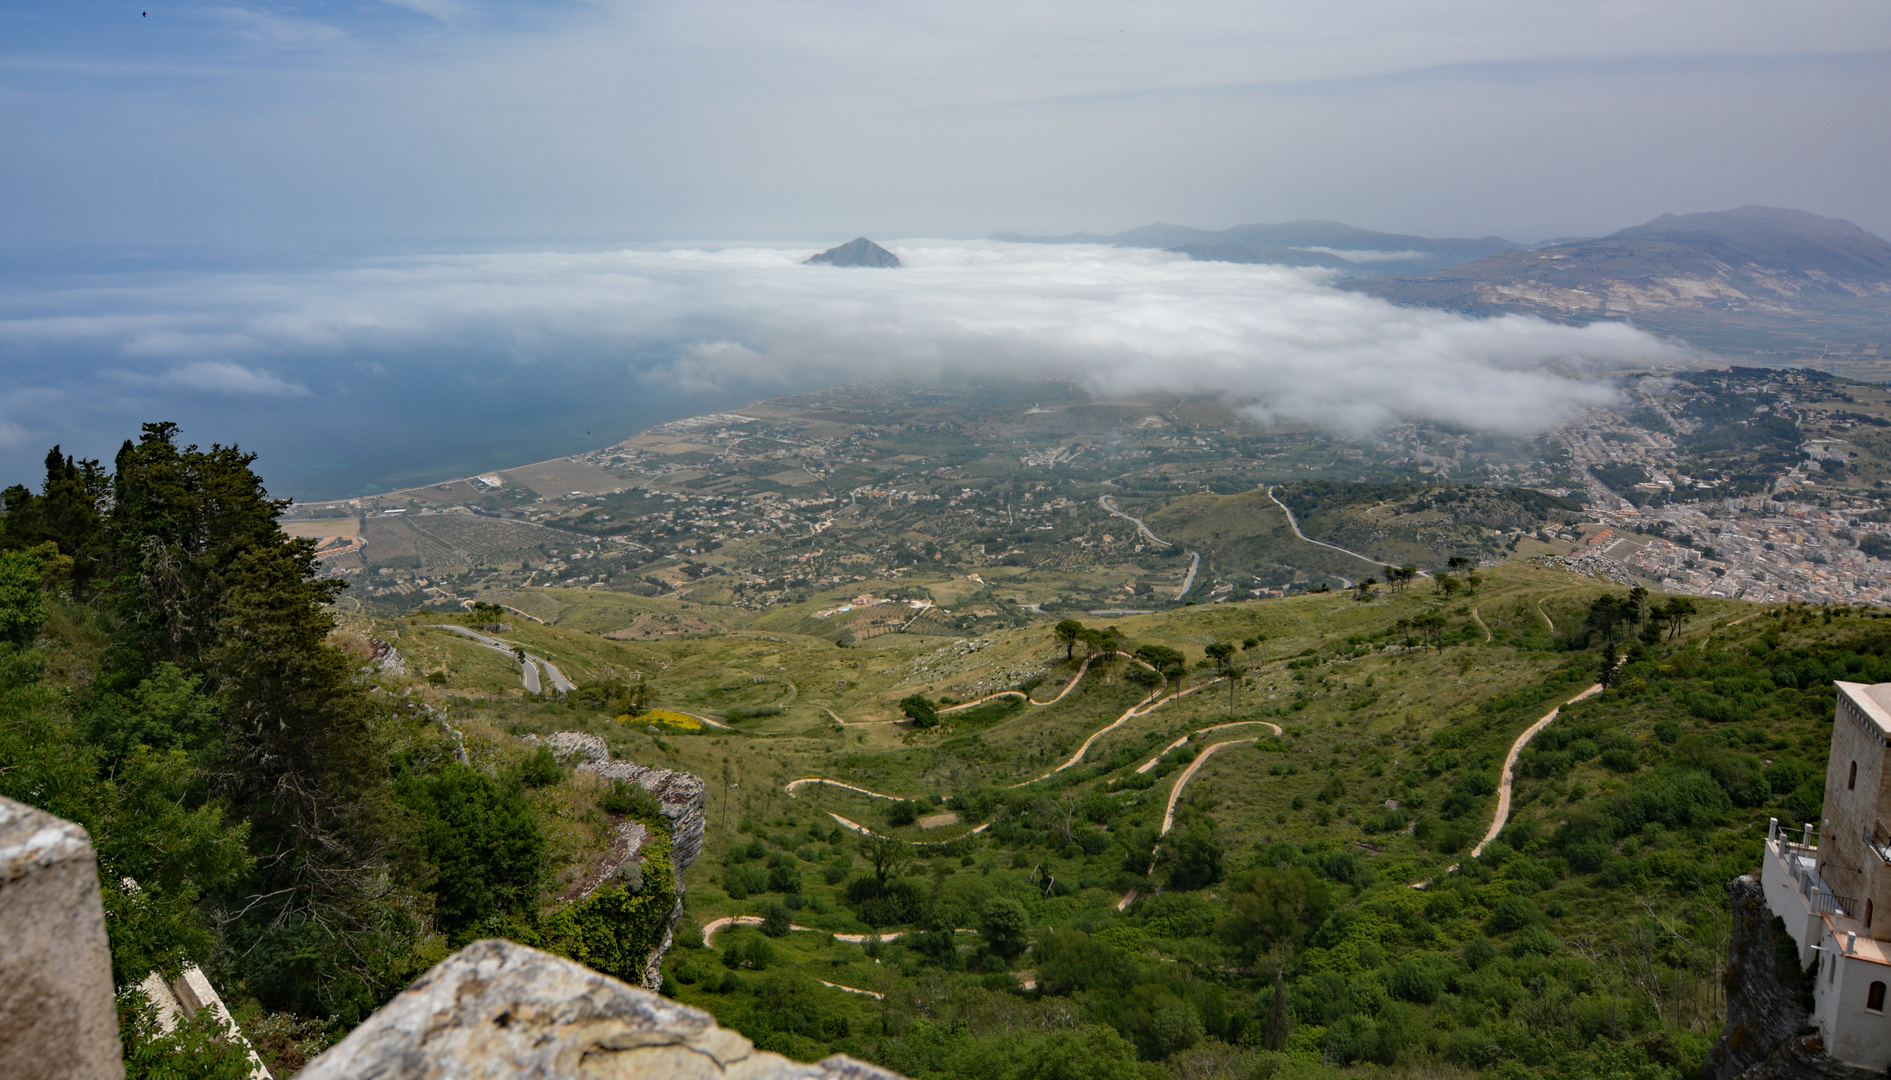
[1266, 962, 1293, 1050]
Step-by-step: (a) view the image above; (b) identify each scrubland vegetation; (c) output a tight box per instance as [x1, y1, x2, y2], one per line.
[3, 423, 1885, 1080]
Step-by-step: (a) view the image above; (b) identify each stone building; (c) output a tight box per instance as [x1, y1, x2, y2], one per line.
[1762, 681, 1891, 1069]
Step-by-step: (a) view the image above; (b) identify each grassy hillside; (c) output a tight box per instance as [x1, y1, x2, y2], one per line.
[1, 440, 1872, 1080]
[302, 562, 1863, 1080]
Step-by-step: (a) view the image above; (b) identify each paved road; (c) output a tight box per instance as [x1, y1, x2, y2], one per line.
[433, 623, 570, 696]
[1264, 485, 1389, 569]
[1100, 494, 1172, 546]
[1099, 495, 1201, 598]
[1178, 551, 1201, 597]
[535, 656, 575, 694]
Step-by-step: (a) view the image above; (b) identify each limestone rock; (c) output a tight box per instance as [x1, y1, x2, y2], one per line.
[805, 238, 900, 268]
[299, 939, 906, 1080]
[526, 730, 611, 765]
[0, 795, 123, 1080]
[579, 759, 707, 987]
[582, 759, 706, 883]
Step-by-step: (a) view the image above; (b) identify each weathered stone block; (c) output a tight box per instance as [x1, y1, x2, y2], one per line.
[0, 795, 123, 1080]
[299, 939, 905, 1080]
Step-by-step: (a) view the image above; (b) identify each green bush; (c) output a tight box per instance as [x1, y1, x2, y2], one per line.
[601, 779, 663, 817]
[394, 762, 546, 944]
[537, 827, 676, 984]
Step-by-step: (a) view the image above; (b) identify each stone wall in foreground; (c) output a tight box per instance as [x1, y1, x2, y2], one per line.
[0, 794, 124, 1080]
[300, 939, 905, 1080]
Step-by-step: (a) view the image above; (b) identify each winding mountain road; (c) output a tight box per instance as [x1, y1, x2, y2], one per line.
[1264, 486, 1390, 569]
[1099, 495, 1201, 599]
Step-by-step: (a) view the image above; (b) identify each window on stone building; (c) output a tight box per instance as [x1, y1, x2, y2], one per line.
[1869, 981, 1886, 1013]
[1851, 761, 1859, 790]
[1869, 899, 1877, 929]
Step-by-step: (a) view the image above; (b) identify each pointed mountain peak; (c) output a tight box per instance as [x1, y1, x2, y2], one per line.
[805, 237, 901, 268]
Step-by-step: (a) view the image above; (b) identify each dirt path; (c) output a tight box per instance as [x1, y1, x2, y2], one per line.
[938, 690, 1028, 714]
[785, 778, 901, 801]
[1410, 680, 1605, 888]
[1471, 681, 1603, 857]
[1160, 738, 1259, 836]
[1134, 719, 1281, 774]
[1535, 598, 1556, 632]
[664, 708, 734, 730]
[1471, 607, 1491, 643]
[1016, 661, 1210, 785]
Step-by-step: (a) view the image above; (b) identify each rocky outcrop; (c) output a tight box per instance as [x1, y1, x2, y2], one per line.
[805, 238, 900, 268]
[0, 795, 123, 1080]
[524, 730, 610, 765]
[583, 758, 706, 887]
[1706, 874, 1879, 1080]
[581, 756, 707, 987]
[298, 939, 906, 1080]
[1733, 1040, 1889, 1080]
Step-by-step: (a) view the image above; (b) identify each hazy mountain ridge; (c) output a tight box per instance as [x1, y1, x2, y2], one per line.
[992, 220, 1520, 275]
[1344, 206, 1891, 330]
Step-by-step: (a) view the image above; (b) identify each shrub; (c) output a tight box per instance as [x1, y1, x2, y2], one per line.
[886, 800, 920, 827]
[601, 780, 662, 817]
[723, 865, 768, 900]
[980, 897, 1029, 958]
[767, 864, 803, 894]
[1488, 895, 1539, 933]
[721, 934, 775, 970]
[760, 903, 793, 937]
[393, 763, 546, 944]
[1513, 924, 1560, 957]
[899, 694, 939, 727]
[1388, 954, 1454, 1004]
[1149, 1001, 1205, 1058]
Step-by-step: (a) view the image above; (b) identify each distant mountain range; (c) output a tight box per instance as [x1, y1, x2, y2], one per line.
[1344, 206, 1891, 317]
[1000, 208, 1891, 363]
[991, 220, 1520, 275]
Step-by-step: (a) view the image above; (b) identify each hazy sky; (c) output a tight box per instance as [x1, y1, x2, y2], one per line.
[2, 1, 1888, 252]
[0, 3, 1883, 501]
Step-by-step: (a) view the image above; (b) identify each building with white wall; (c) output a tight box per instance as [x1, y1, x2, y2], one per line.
[1762, 681, 1891, 1068]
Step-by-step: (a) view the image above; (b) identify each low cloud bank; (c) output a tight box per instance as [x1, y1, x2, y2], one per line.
[0, 241, 1685, 491]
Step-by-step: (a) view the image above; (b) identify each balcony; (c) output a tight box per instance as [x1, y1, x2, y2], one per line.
[1868, 821, 1891, 866]
[1784, 844, 1855, 917]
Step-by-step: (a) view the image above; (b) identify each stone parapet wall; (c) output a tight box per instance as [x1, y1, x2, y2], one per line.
[0, 795, 123, 1080]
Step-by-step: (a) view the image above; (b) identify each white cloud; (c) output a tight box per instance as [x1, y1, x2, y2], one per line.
[0, 242, 1683, 435]
[208, 6, 350, 47]
[1294, 248, 1431, 263]
[142, 361, 310, 397]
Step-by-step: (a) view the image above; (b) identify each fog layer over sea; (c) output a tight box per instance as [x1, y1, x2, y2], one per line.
[0, 241, 1686, 502]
